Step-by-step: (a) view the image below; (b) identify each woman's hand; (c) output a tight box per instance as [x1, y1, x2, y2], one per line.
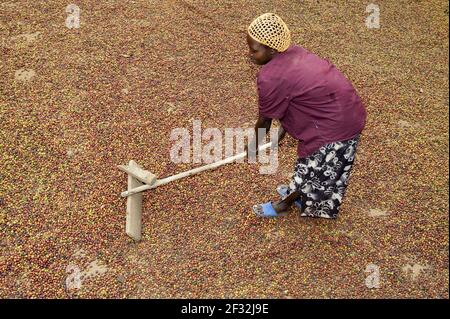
[270, 125, 286, 151]
[244, 142, 258, 162]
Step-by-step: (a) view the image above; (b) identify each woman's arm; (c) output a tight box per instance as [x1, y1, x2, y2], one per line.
[246, 114, 272, 160]
[272, 124, 286, 150]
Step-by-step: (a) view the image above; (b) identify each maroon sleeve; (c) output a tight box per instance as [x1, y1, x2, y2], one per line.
[257, 75, 291, 120]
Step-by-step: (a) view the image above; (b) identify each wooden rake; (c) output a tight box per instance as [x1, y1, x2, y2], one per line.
[118, 142, 273, 241]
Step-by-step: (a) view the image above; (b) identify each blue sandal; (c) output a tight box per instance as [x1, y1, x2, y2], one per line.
[253, 202, 280, 218]
[276, 185, 302, 209]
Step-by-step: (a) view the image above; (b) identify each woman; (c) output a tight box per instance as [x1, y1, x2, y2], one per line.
[246, 13, 367, 219]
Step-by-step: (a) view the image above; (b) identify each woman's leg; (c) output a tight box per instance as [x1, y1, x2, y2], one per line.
[296, 135, 360, 218]
[254, 134, 360, 217]
[272, 191, 302, 213]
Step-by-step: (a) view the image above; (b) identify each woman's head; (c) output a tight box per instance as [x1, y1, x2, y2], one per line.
[247, 13, 291, 65]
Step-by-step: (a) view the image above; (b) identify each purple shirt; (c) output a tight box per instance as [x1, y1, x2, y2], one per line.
[257, 45, 367, 158]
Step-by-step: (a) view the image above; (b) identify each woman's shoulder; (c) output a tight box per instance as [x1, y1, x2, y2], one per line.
[257, 45, 307, 83]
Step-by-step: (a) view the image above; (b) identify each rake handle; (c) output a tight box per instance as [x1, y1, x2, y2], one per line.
[120, 142, 273, 197]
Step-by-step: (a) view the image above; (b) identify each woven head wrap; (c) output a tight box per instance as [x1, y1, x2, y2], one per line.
[248, 13, 291, 52]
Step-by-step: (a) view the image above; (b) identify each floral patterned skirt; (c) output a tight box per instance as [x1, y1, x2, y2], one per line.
[288, 134, 360, 219]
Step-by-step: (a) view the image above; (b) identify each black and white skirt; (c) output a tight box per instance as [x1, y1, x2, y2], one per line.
[289, 135, 360, 219]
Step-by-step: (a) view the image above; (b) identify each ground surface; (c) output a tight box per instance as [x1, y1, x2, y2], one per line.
[0, 0, 449, 298]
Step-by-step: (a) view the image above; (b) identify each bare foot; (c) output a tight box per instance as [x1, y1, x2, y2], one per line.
[272, 201, 290, 214]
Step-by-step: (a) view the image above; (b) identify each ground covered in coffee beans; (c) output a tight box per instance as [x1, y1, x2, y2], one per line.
[0, 0, 448, 298]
